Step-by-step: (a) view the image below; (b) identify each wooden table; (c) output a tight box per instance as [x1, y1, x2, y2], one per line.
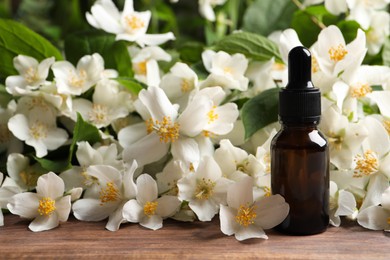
[0, 214, 389, 259]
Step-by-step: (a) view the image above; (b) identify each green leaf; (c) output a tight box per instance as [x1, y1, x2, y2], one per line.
[215, 32, 283, 63]
[177, 41, 204, 63]
[383, 37, 390, 66]
[34, 157, 70, 173]
[241, 88, 279, 140]
[291, 6, 338, 47]
[69, 113, 102, 159]
[337, 20, 360, 44]
[0, 19, 63, 79]
[64, 31, 133, 77]
[243, 0, 298, 36]
[114, 77, 145, 94]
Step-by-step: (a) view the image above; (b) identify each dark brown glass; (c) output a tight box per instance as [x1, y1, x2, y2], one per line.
[271, 122, 329, 235]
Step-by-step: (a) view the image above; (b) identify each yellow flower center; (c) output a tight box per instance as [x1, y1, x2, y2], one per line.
[189, 163, 195, 172]
[24, 67, 39, 84]
[134, 61, 147, 75]
[38, 197, 56, 216]
[69, 69, 86, 88]
[81, 168, 98, 187]
[29, 122, 48, 140]
[207, 106, 219, 124]
[144, 201, 158, 217]
[0, 124, 12, 143]
[350, 83, 372, 98]
[202, 130, 214, 138]
[223, 67, 233, 75]
[181, 79, 191, 93]
[28, 97, 50, 111]
[329, 44, 348, 62]
[387, 217, 390, 225]
[166, 180, 179, 196]
[263, 187, 271, 197]
[312, 56, 320, 73]
[88, 104, 109, 126]
[235, 204, 257, 227]
[194, 178, 216, 200]
[146, 116, 180, 143]
[125, 14, 145, 32]
[353, 150, 379, 177]
[100, 182, 120, 204]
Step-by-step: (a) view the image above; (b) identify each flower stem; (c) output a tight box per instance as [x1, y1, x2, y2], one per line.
[291, 0, 326, 29]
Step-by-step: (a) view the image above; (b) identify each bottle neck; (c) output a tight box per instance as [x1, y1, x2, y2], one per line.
[280, 121, 319, 129]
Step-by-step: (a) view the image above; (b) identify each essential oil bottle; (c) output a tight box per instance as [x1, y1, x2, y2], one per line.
[271, 46, 329, 235]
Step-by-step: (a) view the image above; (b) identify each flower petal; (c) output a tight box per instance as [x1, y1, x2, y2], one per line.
[136, 174, 158, 205]
[123, 160, 138, 199]
[106, 203, 127, 231]
[227, 176, 253, 209]
[36, 172, 65, 199]
[122, 199, 143, 222]
[55, 195, 71, 222]
[235, 225, 267, 241]
[219, 205, 239, 236]
[72, 198, 114, 221]
[140, 215, 163, 230]
[335, 190, 356, 216]
[155, 195, 181, 218]
[254, 194, 289, 229]
[7, 192, 39, 219]
[189, 199, 218, 221]
[357, 206, 389, 230]
[29, 214, 59, 232]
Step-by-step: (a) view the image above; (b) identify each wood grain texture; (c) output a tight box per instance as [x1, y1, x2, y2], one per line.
[0, 214, 389, 259]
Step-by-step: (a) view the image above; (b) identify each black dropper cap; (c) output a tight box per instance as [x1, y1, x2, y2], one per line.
[279, 46, 321, 123]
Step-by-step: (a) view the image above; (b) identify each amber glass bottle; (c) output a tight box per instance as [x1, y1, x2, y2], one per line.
[271, 46, 329, 235]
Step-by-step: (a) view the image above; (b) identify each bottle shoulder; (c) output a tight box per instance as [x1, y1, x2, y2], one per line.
[271, 127, 328, 150]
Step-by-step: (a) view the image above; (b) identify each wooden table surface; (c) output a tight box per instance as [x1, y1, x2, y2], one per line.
[0, 214, 389, 259]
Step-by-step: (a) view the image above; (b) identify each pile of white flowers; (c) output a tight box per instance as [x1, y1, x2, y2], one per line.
[0, 0, 390, 240]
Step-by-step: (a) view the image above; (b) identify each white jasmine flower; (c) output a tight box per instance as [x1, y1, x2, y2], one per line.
[52, 53, 104, 95]
[86, 0, 175, 47]
[219, 176, 289, 241]
[8, 107, 68, 158]
[7, 172, 71, 232]
[194, 87, 239, 136]
[346, 0, 390, 30]
[329, 181, 357, 226]
[5, 55, 54, 95]
[357, 186, 390, 231]
[72, 161, 138, 231]
[214, 139, 264, 184]
[313, 25, 367, 81]
[60, 141, 122, 191]
[129, 46, 171, 87]
[366, 11, 390, 55]
[0, 101, 22, 155]
[122, 173, 181, 230]
[319, 105, 368, 169]
[6, 153, 45, 191]
[118, 86, 211, 167]
[332, 65, 390, 116]
[201, 50, 249, 92]
[198, 0, 227, 22]
[177, 156, 232, 221]
[72, 79, 130, 128]
[156, 160, 188, 196]
[245, 59, 277, 96]
[160, 62, 199, 107]
[0, 173, 23, 227]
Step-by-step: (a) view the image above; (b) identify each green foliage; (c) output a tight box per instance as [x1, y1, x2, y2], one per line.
[241, 88, 279, 140]
[215, 32, 283, 63]
[114, 77, 145, 95]
[291, 6, 338, 47]
[0, 19, 63, 80]
[243, 0, 298, 36]
[177, 41, 204, 63]
[64, 31, 133, 77]
[337, 20, 360, 44]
